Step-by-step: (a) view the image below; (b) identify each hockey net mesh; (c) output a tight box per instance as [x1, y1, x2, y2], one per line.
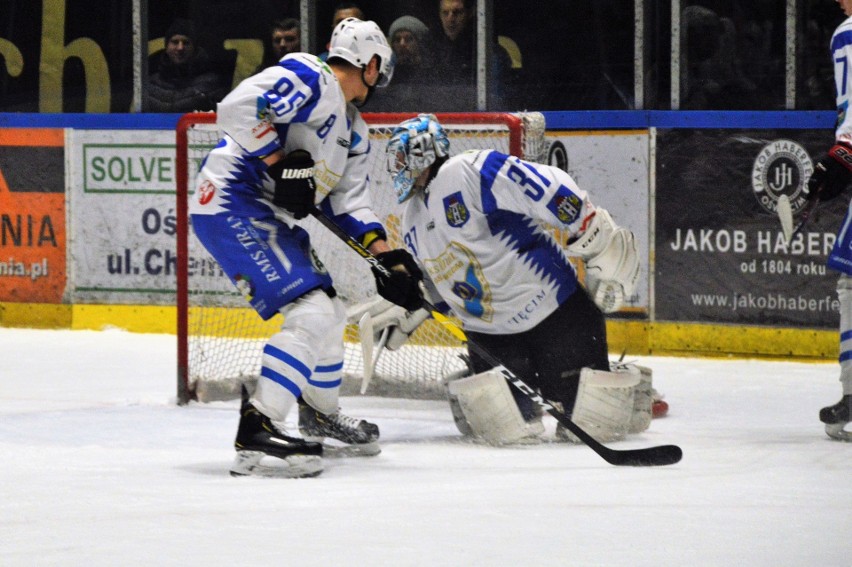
[178, 112, 546, 402]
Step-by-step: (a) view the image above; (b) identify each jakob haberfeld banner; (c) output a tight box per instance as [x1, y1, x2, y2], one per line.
[655, 128, 844, 329]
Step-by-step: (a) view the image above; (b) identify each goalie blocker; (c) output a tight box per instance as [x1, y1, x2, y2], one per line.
[566, 208, 640, 313]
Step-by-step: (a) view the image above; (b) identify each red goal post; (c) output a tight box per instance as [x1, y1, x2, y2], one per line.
[175, 111, 546, 405]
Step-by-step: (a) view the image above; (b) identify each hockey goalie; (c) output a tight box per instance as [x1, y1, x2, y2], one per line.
[350, 113, 667, 446]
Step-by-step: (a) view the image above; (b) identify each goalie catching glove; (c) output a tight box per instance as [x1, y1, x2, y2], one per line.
[347, 295, 431, 351]
[806, 143, 852, 203]
[266, 150, 317, 219]
[566, 208, 640, 313]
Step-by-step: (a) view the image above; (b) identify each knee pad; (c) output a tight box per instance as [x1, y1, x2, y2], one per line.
[254, 290, 346, 419]
[284, 291, 346, 414]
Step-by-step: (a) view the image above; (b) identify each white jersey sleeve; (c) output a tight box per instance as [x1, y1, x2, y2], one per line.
[833, 16, 852, 144]
[319, 108, 383, 239]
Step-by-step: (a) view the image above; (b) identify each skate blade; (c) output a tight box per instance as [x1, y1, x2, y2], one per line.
[315, 440, 381, 458]
[825, 423, 852, 442]
[230, 451, 323, 478]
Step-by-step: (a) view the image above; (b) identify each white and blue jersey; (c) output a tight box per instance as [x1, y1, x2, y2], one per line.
[828, 16, 852, 275]
[189, 53, 384, 319]
[401, 150, 596, 335]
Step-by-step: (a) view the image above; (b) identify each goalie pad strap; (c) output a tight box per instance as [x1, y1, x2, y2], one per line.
[447, 369, 543, 445]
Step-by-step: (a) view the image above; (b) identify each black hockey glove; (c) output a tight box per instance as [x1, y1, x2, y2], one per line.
[806, 143, 852, 203]
[372, 249, 424, 312]
[266, 150, 316, 219]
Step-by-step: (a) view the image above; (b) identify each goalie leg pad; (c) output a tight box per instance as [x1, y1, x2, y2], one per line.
[447, 369, 545, 445]
[557, 366, 639, 443]
[628, 364, 653, 434]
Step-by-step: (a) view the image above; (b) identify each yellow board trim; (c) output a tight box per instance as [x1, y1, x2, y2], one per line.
[0, 302, 838, 362]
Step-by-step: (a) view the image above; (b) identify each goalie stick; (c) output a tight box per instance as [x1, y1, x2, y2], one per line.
[310, 208, 683, 467]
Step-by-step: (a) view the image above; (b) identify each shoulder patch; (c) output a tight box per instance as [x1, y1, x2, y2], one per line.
[546, 186, 582, 225]
[443, 191, 470, 227]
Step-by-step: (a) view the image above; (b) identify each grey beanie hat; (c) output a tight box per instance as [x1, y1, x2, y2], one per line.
[388, 16, 429, 43]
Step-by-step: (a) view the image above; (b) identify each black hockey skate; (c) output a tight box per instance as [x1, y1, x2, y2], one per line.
[819, 395, 851, 442]
[298, 398, 381, 456]
[230, 403, 323, 478]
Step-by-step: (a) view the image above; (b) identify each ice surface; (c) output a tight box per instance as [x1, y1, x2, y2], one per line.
[0, 328, 849, 566]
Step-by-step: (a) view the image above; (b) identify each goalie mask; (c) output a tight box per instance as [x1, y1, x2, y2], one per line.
[328, 18, 394, 88]
[386, 114, 450, 203]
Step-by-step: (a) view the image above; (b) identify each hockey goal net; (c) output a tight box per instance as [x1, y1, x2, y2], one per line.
[176, 111, 546, 404]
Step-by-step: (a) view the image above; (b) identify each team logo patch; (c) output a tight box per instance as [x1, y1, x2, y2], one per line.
[443, 192, 469, 227]
[751, 139, 812, 214]
[197, 180, 216, 205]
[546, 188, 582, 225]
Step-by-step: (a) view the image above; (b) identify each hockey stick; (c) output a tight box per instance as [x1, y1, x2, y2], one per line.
[357, 311, 374, 393]
[310, 208, 682, 466]
[777, 194, 819, 245]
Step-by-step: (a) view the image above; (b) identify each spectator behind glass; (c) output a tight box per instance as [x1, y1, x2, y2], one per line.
[679, 5, 758, 110]
[430, 0, 509, 110]
[144, 18, 228, 113]
[318, 3, 366, 61]
[370, 16, 438, 111]
[256, 18, 301, 72]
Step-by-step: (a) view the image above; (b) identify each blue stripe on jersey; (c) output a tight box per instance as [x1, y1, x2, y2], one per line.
[484, 209, 576, 304]
[263, 343, 312, 380]
[318, 198, 383, 241]
[278, 58, 323, 123]
[478, 151, 511, 214]
[832, 30, 852, 52]
[841, 329, 852, 342]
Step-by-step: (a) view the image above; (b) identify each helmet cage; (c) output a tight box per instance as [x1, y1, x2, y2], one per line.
[385, 114, 450, 203]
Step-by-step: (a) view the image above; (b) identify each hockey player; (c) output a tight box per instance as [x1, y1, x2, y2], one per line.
[357, 114, 655, 445]
[802, 0, 852, 442]
[189, 19, 424, 477]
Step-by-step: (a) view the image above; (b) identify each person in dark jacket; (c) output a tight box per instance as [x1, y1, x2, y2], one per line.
[145, 18, 228, 113]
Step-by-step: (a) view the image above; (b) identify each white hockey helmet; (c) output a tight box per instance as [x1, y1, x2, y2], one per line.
[386, 114, 450, 203]
[328, 18, 394, 87]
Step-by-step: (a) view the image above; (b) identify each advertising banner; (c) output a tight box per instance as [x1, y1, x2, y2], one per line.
[543, 130, 650, 313]
[655, 129, 842, 328]
[0, 129, 66, 303]
[67, 129, 227, 305]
